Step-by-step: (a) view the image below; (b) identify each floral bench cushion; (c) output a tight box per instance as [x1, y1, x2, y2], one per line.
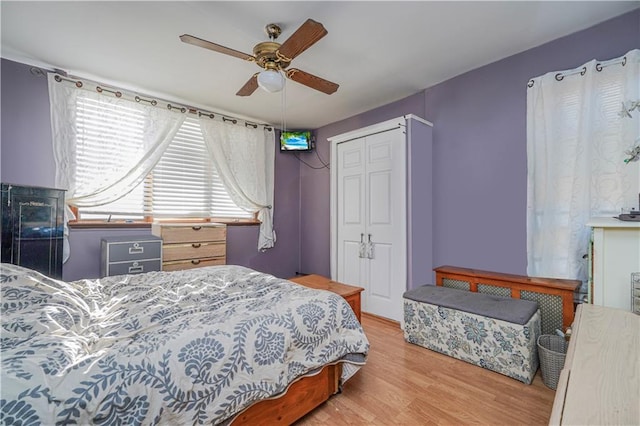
[403, 285, 539, 324]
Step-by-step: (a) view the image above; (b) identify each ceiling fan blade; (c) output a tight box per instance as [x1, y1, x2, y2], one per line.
[180, 34, 254, 61]
[236, 74, 259, 96]
[277, 19, 327, 61]
[286, 68, 339, 95]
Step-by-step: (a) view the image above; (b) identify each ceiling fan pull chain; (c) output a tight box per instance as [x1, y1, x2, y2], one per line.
[281, 78, 287, 133]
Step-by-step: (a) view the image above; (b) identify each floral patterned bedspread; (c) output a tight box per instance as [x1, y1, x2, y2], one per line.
[0, 264, 369, 425]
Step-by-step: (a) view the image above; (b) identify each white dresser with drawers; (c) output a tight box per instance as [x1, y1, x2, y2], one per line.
[587, 217, 640, 312]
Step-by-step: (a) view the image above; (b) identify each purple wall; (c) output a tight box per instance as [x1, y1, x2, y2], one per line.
[1, 62, 56, 186]
[1, 59, 302, 281]
[425, 10, 639, 276]
[2, 9, 638, 282]
[303, 10, 640, 278]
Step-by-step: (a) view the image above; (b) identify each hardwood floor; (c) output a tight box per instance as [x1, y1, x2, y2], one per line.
[298, 313, 555, 425]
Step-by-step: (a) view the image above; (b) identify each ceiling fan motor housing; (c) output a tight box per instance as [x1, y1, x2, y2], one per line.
[253, 41, 290, 70]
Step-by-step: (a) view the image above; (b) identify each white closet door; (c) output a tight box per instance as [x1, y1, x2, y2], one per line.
[336, 138, 366, 298]
[364, 129, 406, 321]
[335, 128, 406, 321]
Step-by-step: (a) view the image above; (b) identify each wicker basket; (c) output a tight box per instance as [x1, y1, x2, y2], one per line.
[537, 334, 568, 390]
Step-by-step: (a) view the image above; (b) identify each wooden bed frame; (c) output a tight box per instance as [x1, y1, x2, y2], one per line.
[231, 363, 342, 425]
[434, 265, 581, 332]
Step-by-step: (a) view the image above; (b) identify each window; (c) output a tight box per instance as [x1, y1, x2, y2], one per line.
[74, 95, 252, 221]
[526, 50, 639, 281]
[50, 73, 275, 249]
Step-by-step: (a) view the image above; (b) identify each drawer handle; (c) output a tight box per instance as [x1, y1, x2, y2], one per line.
[128, 264, 144, 274]
[192, 243, 202, 248]
[191, 259, 201, 265]
[192, 226, 202, 231]
[129, 243, 144, 255]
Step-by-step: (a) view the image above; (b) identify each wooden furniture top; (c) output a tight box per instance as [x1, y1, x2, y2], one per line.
[152, 222, 226, 244]
[289, 274, 364, 298]
[434, 265, 581, 292]
[549, 304, 640, 425]
[151, 222, 226, 228]
[586, 216, 640, 228]
[434, 265, 580, 331]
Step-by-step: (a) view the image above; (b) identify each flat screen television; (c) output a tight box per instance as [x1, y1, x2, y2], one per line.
[280, 130, 313, 152]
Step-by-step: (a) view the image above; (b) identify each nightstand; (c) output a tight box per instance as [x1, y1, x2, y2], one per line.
[289, 274, 364, 322]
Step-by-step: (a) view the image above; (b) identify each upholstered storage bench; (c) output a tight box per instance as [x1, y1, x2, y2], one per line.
[403, 285, 541, 384]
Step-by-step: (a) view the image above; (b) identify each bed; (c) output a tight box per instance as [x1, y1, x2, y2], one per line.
[0, 263, 369, 425]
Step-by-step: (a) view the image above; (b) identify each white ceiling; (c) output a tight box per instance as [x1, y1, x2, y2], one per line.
[1, 1, 638, 129]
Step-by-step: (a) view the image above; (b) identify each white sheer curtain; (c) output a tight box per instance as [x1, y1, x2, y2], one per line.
[200, 119, 276, 251]
[526, 49, 640, 281]
[48, 73, 186, 260]
[49, 74, 186, 208]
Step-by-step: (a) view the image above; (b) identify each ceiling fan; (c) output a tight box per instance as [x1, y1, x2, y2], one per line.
[180, 19, 339, 96]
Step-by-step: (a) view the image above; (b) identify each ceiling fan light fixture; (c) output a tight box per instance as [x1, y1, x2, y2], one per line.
[257, 69, 284, 93]
[181, 19, 336, 96]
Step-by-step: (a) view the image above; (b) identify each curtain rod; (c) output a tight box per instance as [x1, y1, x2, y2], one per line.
[527, 54, 628, 88]
[32, 66, 273, 131]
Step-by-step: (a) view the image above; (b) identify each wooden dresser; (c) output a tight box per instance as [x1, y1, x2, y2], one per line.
[151, 223, 226, 271]
[549, 304, 639, 425]
[289, 274, 364, 322]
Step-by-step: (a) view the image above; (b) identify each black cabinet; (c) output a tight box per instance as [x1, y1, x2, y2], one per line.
[1, 183, 65, 278]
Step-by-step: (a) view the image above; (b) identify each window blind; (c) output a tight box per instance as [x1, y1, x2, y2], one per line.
[152, 118, 251, 218]
[75, 96, 251, 220]
[76, 96, 147, 219]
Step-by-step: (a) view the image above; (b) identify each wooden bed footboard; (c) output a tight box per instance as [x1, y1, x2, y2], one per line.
[231, 363, 342, 425]
[434, 266, 581, 335]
